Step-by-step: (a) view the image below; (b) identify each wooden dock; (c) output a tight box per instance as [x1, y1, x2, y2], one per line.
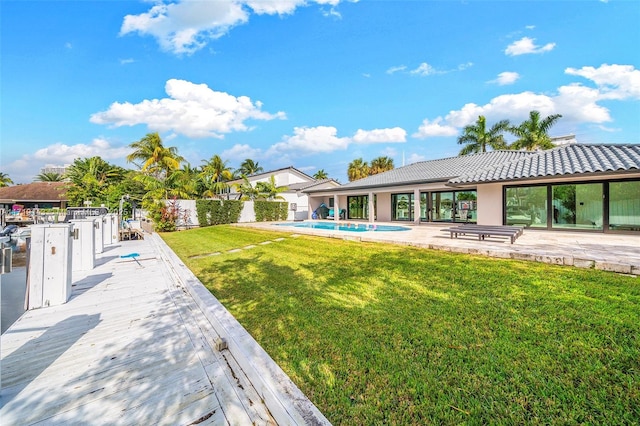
[1, 234, 329, 425]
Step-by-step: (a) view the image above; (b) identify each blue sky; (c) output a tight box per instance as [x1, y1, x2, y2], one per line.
[1, 0, 639, 184]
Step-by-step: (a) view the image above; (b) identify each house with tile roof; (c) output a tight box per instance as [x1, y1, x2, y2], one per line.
[304, 144, 640, 233]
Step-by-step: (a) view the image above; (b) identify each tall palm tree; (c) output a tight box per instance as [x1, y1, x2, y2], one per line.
[369, 156, 395, 175]
[200, 154, 234, 198]
[347, 158, 370, 182]
[313, 169, 328, 180]
[509, 110, 563, 151]
[0, 172, 14, 187]
[64, 156, 126, 206]
[235, 176, 260, 201]
[35, 172, 64, 182]
[457, 115, 510, 156]
[238, 158, 263, 177]
[127, 132, 184, 177]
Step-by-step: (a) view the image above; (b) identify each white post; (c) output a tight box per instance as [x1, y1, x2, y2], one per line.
[334, 196, 340, 222]
[70, 219, 96, 271]
[28, 224, 73, 309]
[414, 188, 421, 225]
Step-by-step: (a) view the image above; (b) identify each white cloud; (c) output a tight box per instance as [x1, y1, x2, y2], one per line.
[90, 79, 286, 139]
[119, 58, 135, 65]
[490, 71, 520, 86]
[406, 153, 426, 164]
[120, 0, 347, 55]
[352, 127, 406, 143]
[221, 143, 263, 161]
[525, 25, 536, 30]
[386, 65, 407, 75]
[4, 138, 132, 183]
[267, 126, 350, 156]
[413, 63, 638, 139]
[412, 117, 458, 139]
[410, 62, 438, 76]
[565, 64, 640, 100]
[505, 36, 555, 56]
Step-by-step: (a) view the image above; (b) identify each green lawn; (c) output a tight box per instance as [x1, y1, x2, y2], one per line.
[161, 225, 640, 425]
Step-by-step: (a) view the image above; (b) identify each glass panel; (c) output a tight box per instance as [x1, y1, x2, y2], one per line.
[609, 181, 640, 231]
[392, 193, 413, 221]
[432, 192, 454, 222]
[420, 193, 428, 221]
[455, 191, 477, 223]
[347, 196, 369, 220]
[506, 186, 547, 228]
[552, 183, 603, 230]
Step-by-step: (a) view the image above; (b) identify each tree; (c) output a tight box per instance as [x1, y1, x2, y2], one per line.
[200, 154, 234, 198]
[235, 176, 260, 201]
[127, 132, 184, 178]
[35, 172, 64, 182]
[457, 115, 510, 156]
[369, 156, 395, 175]
[64, 156, 127, 207]
[255, 175, 288, 200]
[313, 169, 328, 180]
[0, 172, 14, 187]
[347, 158, 370, 182]
[238, 159, 263, 177]
[509, 110, 562, 151]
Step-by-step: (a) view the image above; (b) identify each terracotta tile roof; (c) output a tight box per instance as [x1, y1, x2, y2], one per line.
[0, 182, 68, 202]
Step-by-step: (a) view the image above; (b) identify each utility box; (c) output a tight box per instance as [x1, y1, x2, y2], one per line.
[70, 219, 96, 271]
[103, 213, 118, 246]
[92, 216, 104, 254]
[28, 223, 73, 309]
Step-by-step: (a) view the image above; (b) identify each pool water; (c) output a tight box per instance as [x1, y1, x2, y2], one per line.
[276, 222, 410, 232]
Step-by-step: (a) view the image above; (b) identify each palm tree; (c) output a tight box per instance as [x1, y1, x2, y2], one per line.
[64, 156, 126, 206]
[313, 169, 328, 180]
[238, 159, 263, 177]
[127, 132, 184, 177]
[235, 176, 260, 201]
[200, 154, 234, 198]
[255, 175, 288, 200]
[0, 172, 14, 187]
[457, 115, 510, 156]
[509, 110, 562, 151]
[35, 172, 64, 182]
[369, 156, 395, 175]
[347, 158, 370, 182]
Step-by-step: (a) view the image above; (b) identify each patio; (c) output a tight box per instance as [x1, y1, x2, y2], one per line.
[242, 221, 640, 275]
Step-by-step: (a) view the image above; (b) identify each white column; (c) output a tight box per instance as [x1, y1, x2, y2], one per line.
[414, 189, 421, 225]
[334, 196, 340, 222]
[368, 192, 375, 223]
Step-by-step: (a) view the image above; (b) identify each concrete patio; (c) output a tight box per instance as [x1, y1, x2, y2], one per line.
[243, 221, 640, 275]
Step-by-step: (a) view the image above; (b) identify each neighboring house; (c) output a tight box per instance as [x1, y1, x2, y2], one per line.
[304, 144, 640, 233]
[229, 167, 341, 221]
[0, 182, 69, 225]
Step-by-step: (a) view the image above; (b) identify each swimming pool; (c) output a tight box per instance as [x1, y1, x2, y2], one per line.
[276, 222, 410, 232]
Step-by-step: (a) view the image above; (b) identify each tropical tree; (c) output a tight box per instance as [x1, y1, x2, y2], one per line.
[200, 154, 234, 198]
[457, 115, 510, 156]
[347, 158, 370, 182]
[0, 172, 14, 187]
[127, 132, 184, 177]
[35, 172, 64, 182]
[235, 176, 260, 201]
[255, 175, 288, 200]
[64, 156, 127, 206]
[313, 169, 328, 180]
[509, 110, 563, 151]
[237, 158, 263, 177]
[369, 156, 395, 175]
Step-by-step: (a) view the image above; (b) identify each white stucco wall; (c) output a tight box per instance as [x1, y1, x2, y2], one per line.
[476, 184, 503, 225]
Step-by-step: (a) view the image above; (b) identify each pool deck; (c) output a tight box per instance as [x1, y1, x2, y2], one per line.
[245, 221, 640, 275]
[0, 234, 330, 425]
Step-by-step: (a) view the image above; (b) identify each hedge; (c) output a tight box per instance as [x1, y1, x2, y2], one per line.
[254, 200, 288, 222]
[195, 199, 242, 227]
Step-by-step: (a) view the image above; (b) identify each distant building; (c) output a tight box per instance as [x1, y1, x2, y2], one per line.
[551, 134, 577, 146]
[40, 165, 70, 176]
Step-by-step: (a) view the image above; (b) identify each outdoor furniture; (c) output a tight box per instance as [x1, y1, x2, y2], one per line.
[441, 224, 524, 244]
